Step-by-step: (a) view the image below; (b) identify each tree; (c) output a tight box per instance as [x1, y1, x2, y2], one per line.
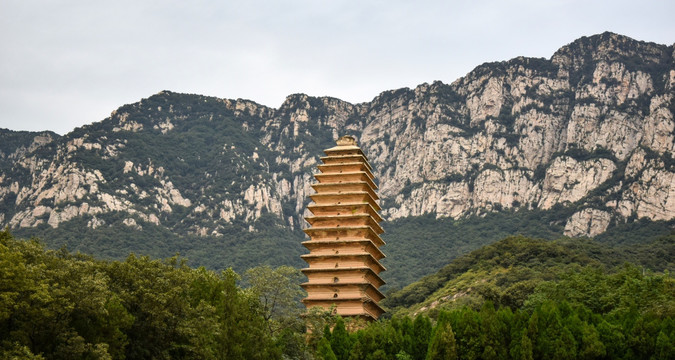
[519, 333, 534, 360]
[426, 320, 457, 360]
[479, 301, 504, 360]
[455, 309, 482, 360]
[317, 337, 337, 360]
[655, 330, 675, 360]
[330, 317, 352, 360]
[412, 315, 433, 360]
[244, 265, 305, 336]
[578, 323, 605, 359]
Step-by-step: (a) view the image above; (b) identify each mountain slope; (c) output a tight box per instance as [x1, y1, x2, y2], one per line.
[0, 32, 673, 289]
[383, 234, 675, 316]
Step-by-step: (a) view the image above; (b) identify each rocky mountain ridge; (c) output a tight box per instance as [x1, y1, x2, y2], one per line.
[0, 32, 673, 263]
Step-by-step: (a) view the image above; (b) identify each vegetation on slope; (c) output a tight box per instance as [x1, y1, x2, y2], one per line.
[0, 129, 59, 159]
[383, 234, 674, 314]
[13, 206, 673, 294]
[0, 229, 325, 359]
[1, 229, 673, 359]
[381, 209, 674, 292]
[13, 213, 306, 274]
[320, 286, 674, 360]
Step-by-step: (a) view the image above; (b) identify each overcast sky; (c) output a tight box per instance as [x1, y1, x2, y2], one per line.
[1, 0, 673, 135]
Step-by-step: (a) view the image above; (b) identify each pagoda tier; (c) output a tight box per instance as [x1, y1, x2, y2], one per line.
[311, 182, 379, 200]
[301, 239, 385, 260]
[301, 135, 386, 321]
[303, 224, 385, 246]
[303, 283, 385, 303]
[313, 172, 377, 190]
[309, 193, 380, 212]
[319, 154, 372, 169]
[307, 203, 383, 222]
[302, 267, 385, 288]
[305, 214, 384, 234]
[301, 253, 386, 274]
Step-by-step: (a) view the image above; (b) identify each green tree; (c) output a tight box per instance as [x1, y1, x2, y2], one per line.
[0, 232, 132, 359]
[244, 265, 305, 336]
[331, 317, 352, 360]
[519, 333, 534, 360]
[318, 337, 338, 360]
[655, 330, 675, 360]
[479, 301, 505, 360]
[396, 349, 414, 360]
[596, 319, 625, 359]
[454, 309, 482, 360]
[578, 323, 605, 359]
[412, 314, 433, 360]
[398, 316, 415, 356]
[426, 320, 457, 360]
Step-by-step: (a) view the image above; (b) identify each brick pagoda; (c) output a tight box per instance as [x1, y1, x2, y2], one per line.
[301, 135, 386, 321]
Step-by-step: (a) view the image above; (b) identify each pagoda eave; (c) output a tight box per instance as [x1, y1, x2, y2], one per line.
[313, 171, 378, 190]
[320, 154, 373, 170]
[301, 239, 386, 260]
[303, 227, 386, 246]
[307, 203, 383, 222]
[304, 215, 384, 234]
[300, 253, 387, 273]
[301, 281, 386, 301]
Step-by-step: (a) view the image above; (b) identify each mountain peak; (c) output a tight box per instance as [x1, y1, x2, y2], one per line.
[552, 32, 670, 67]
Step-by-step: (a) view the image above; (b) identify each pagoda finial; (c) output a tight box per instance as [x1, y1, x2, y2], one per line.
[336, 135, 357, 146]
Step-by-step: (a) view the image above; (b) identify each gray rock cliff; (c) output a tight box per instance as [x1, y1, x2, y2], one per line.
[1, 32, 673, 241]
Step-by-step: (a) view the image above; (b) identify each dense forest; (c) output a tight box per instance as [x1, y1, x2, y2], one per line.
[1, 230, 673, 359]
[383, 233, 675, 313]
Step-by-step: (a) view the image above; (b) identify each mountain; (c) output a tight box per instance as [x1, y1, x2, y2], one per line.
[1, 32, 673, 290]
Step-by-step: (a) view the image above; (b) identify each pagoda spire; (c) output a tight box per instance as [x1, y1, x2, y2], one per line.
[301, 135, 386, 321]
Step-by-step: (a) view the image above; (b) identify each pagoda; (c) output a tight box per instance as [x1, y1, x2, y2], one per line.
[301, 135, 386, 321]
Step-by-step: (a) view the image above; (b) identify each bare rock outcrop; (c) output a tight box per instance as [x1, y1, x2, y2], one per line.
[1, 33, 673, 239]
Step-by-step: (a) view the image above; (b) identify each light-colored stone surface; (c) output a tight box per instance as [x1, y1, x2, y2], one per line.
[539, 157, 616, 209]
[564, 209, 612, 237]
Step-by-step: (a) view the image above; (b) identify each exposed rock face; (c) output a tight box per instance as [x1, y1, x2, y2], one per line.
[539, 157, 616, 209]
[564, 208, 612, 237]
[0, 32, 673, 239]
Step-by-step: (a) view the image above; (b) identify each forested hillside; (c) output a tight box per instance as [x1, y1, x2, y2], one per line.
[2, 230, 672, 359]
[383, 234, 674, 314]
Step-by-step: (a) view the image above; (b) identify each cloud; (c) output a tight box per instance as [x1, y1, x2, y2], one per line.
[0, 0, 673, 134]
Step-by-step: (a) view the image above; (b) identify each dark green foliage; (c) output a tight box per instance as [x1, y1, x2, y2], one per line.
[384, 234, 674, 312]
[322, 279, 672, 360]
[555, 146, 618, 162]
[317, 337, 337, 360]
[3, 228, 673, 359]
[0, 230, 293, 359]
[412, 315, 433, 360]
[0, 129, 59, 159]
[496, 102, 516, 129]
[14, 214, 306, 275]
[640, 145, 675, 173]
[381, 209, 570, 292]
[330, 317, 352, 360]
[425, 319, 456, 360]
[507, 57, 560, 77]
